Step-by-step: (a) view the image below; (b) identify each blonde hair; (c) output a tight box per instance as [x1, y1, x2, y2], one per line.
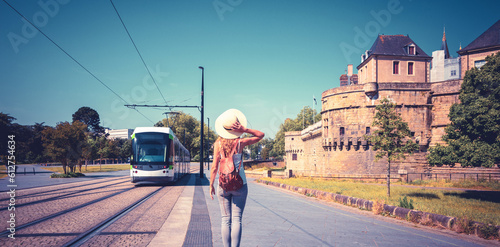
[217, 137, 238, 157]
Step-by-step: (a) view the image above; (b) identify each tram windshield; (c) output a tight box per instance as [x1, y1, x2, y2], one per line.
[134, 133, 170, 164]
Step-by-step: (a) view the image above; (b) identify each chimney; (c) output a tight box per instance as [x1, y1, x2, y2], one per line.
[347, 64, 353, 77]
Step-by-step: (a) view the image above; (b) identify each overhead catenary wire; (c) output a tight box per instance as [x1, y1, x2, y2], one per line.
[2, 0, 155, 124]
[110, 0, 169, 105]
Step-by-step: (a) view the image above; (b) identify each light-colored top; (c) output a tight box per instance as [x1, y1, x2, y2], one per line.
[233, 153, 247, 184]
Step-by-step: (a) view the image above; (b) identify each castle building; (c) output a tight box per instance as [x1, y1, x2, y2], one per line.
[358, 35, 432, 84]
[285, 20, 499, 177]
[430, 29, 461, 82]
[457, 19, 500, 78]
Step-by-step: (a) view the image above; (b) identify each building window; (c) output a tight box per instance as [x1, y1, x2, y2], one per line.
[408, 46, 415, 55]
[292, 154, 297, 161]
[451, 70, 456, 76]
[474, 60, 486, 69]
[340, 127, 345, 136]
[408, 62, 414, 75]
[393, 61, 399, 74]
[366, 127, 371, 135]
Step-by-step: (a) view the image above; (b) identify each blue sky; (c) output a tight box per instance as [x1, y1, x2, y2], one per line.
[1, 0, 499, 139]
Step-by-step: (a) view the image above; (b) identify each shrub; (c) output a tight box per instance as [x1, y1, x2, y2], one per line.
[398, 196, 414, 209]
[454, 217, 475, 235]
[305, 193, 316, 197]
[477, 224, 499, 240]
[50, 172, 85, 178]
[51, 173, 69, 178]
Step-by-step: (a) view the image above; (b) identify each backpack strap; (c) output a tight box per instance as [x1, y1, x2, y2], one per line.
[219, 139, 241, 159]
[219, 141, 226, 159]
[231, 139, 241, 155]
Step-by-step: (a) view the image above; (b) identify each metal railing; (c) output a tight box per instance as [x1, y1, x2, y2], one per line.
[257, 169, 500, 182]
[405, 172, 500, 182]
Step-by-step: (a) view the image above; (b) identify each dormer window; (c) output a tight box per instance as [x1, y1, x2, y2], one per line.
[408, 45, 415, 55]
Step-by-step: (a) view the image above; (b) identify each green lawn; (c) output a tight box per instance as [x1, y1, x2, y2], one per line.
[261, 177, 500, 226]
[41, 164, 130, 173]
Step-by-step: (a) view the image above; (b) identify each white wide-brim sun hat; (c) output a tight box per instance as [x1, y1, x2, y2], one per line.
[215, 109, 247, 139]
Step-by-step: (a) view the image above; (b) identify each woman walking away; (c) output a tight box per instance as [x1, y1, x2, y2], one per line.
[210, 109, 264, 247]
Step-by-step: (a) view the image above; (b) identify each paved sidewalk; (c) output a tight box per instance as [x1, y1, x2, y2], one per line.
[194, 170, 491, 247]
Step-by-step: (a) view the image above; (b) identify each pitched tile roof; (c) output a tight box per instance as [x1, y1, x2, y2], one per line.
[368, 35, 431, 58]
[458, 19, 500, 54]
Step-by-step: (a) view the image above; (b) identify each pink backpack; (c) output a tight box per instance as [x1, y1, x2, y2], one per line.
[218, 140, 244, 191]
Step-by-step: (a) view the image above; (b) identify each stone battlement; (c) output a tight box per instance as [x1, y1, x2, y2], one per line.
[286, 79, 460, 176]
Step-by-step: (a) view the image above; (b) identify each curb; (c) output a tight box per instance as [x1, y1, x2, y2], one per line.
[256, 179, 500, 241]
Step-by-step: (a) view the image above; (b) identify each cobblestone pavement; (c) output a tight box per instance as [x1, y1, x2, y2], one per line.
[0, 177, 131, 227]
[0, 173, 189, 247]
[81, 175, 191, 247]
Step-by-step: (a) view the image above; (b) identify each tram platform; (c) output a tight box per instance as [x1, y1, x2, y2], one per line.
[148, 173, 210, 247]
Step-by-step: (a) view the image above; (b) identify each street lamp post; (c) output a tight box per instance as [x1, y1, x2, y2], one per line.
[199, 66, 204, 178]
[207, 117, 210, 170]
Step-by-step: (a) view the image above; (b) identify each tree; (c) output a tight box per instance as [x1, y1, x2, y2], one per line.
[29, 122, 47, 163]
[259, 138, 274, 160]
[0, 114, 47, 164]
[428, 52, 500, 168]
[426, 144, 457, 167]
[10, 123, 32, 163]
[96, 136, 111, 166]
[155, 111, 217, 162]
[72, 107, 105, 135]
[365, 97, 418, 197]
[296, 106, 322, 129]
[271, 106, 321, 159]
[119, 139, 132, 160]
[42, 121, 87, 174]
[0, 113, 16, 164]
[82, 134, 99, 170]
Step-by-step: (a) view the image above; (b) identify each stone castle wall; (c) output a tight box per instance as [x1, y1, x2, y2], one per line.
[429, 79, 462, 146]
[286, 80, 462, 176]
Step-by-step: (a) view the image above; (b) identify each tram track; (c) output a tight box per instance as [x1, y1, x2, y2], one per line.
[1, 165, 197, 246]
[0, 179, 130, 211]
[1, 175, 192, 247]
[0, 184, 137, 238]
[77, 173, 193, 247]
[0, 176, 129, 202]
[62, 186, 164, 247]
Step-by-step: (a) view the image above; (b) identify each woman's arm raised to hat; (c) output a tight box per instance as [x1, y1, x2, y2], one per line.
[232, 121, 264, 148]
[209, 141, 220, 200]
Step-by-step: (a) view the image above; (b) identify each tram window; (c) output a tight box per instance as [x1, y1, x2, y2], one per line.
[139, 144, 166, 162]
[135, 133, 170, 163]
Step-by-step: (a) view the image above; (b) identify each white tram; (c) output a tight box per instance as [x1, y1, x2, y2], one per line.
[130, 127, 190, 183]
